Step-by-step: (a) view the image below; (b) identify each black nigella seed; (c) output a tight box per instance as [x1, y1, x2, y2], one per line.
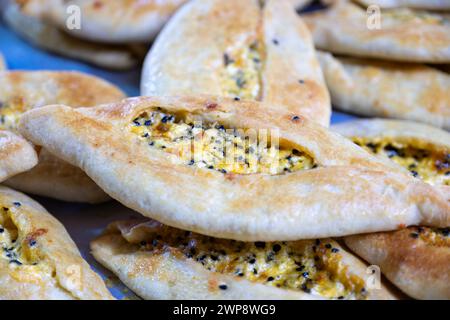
[234, 97, 240, 101]
[249, 258, 256, 264]
[331, 248, 339, 253]
[161, 116, 169, 123]
[442, 228, 449, 237]
[0, 228, 4, 233]
[29, 240, 37, 247]
[133, 120, 141, 126]
[272, 39, 279, 45]
[142, 133, 149, 138]
[255, 242, 266, 248]
[299, 79, 304, 84]
[315, 239, 321, 245]
[267, 277, 274, 282]
[410, 232, 419, 239]
[149, 142, 155, 146]
[325, 243, 332, 249]
[292, 116, 300, 121]
[296, 266, 304, 272]
[144, 120, 152, 126]
[13, 202, 21, 207]
[410, 170, 419, 177]
[219, 284, 228, 290]
[302, 272, 309, 278]
[9, 260, 22, 265]
[208, 165, 214, 170]
[152, 239, 158, 247]
[272, 244, 281, 252]
[301, 284, 311, 293]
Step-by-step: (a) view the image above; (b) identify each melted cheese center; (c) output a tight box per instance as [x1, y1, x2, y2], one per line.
[138, 226, 368, 300]
[221, 42, 263, 100]
[409, 227, 450, 247]
[0, 204, 51, 280]
[131, 110, 316, 175]
[353, 137, 450, 186]
[0, 98, 27, 131]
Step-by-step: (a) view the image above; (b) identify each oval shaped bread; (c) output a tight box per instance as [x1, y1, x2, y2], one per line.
[18, 96, 450, 241]
[0, 71, 125, 203]
[3, 3, 143, 70]
[0, 130, 37, 183]
[91, 219, 397, 300]
[333, 119, 450, 299]
[0, 186, 113, 300]
[141, 0, 331, 126]
[302, 1, 450, 63]
[16, 0, 189, 43]
[318, 51, 450, 130]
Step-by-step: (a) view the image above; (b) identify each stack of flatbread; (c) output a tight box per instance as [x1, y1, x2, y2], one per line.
[0, 0, 448, 300]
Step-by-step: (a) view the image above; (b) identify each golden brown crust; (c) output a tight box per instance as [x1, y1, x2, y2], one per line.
[319, 52, 450, 129]
[335, 119, 450, 299]
[302, 1, 450, 63]
[17, 0, 188, 43]
[141, 0, 331, 126]
[3, 3, 143, 70]
[345, 229, 450, 300]
[18, 96, 450, 241]
[91, 220, 397, 300]
[0, 186, 113, 300]
[0, 71, 125, 203]
[0, 130, 38, 183]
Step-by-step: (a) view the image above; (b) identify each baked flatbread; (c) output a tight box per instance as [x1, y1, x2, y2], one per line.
[355, 0, 450, 10]
[141, 0, 331, 127]
[0, 71, 125, 203]
[0, 186, 113, 300]
[302, 1, 450, 63]
[4, 3, 143, 70]
[318, 51, 450, 130]
[91, 219, 397, 300]
[0, 130, 38, 183]
[16, 0, 188, 43]
[18, 96, 450, 240]
[333, 119, 450, 299]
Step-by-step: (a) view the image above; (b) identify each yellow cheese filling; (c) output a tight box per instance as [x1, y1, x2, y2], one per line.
[353, 137, 450, 186]
[137, 225, 368, 299]
[131, 110, 316, 175]
[221, 41, 263, 100]
[0, 98, 27, 131]
[409, 227, 450, 247]
[0, 203, 52, 279]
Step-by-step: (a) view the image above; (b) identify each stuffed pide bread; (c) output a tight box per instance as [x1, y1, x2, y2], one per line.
[0, 186, 113, 300]
[333, 119, 450, 299]
[0, 71, 125, 203]
[318, 52, 450, 130]
[18, 96, 450, 241]
[302, 1, 450, 63]
[354, 0, 450, 10]
[16, 0, 188, 43]
[91, 219, 397, 300]
[141, 0, 331, 126]
[3, 3, 144, 70]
